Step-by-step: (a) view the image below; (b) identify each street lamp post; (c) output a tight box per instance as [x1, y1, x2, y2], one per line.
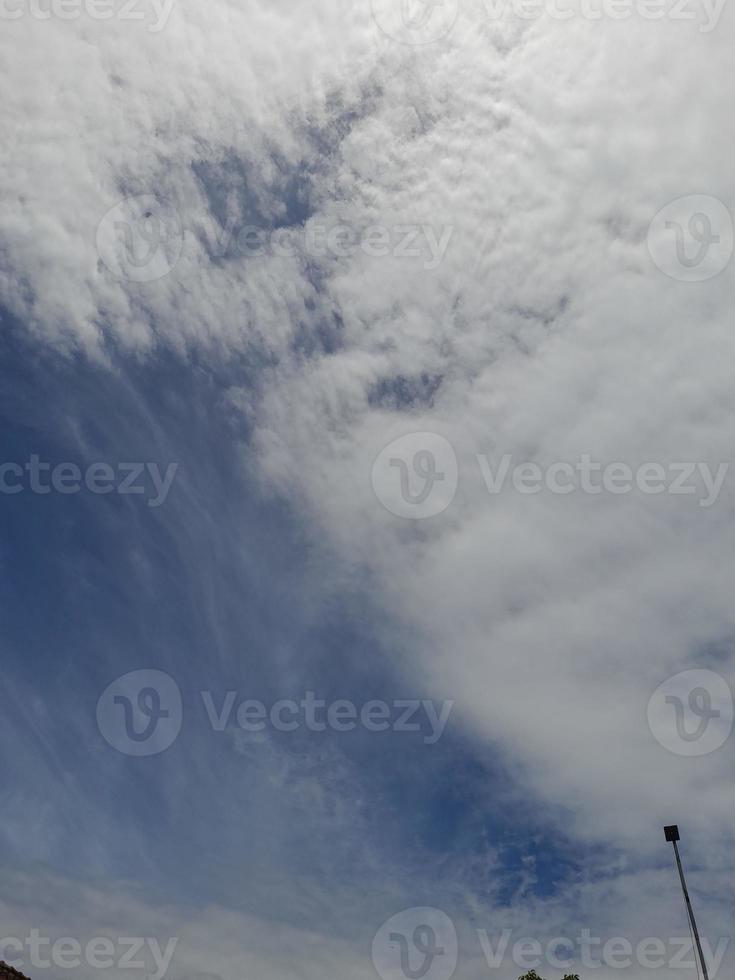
[664, 825, 709, 980]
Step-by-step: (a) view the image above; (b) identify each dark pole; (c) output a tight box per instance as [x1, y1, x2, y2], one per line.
[664, 826, 709, 980]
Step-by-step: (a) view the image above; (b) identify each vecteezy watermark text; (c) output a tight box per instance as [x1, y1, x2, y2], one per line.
[96, 670, 455, 756]
[475, 928, 730, 974]
[0, 932, 178, 980]
[96, 195, 455, 283]
[198, 217, 455, 271]
[372, 908, 731, 980]
[0, 457, 178, 508]
[370, 0, 726, 41]
[474, 454, 729, 507]
[201, 690, 453, 744]
[371, 432, 731, 520]
[0, 0, 176, 31]
[481, 0, 726, 32]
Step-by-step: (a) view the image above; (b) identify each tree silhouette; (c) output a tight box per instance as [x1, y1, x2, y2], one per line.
[518, 972, 580, 980]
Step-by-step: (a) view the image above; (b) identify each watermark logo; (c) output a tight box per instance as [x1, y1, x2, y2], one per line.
[97, 195, 183, 283]
[97, 669, 183, 756]
[371, 440, 730, 518]
[372, 433, 459, 520]
[647, 195, 733, 282]
[370, 0, 459, 43]
[647, 669, 734, 756]
[372, 908, 458, 980]
[97, 679, 454, 752]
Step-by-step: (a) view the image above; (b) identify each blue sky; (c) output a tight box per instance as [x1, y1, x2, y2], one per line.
[0, 307, 727, 980]
[0, 321, 584, 911]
